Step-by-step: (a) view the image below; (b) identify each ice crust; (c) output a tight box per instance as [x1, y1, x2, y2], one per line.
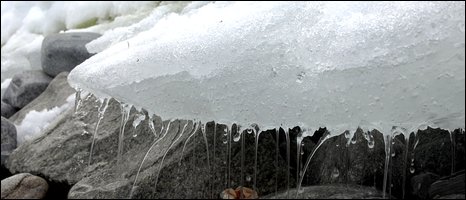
[67, 2, 465, 134]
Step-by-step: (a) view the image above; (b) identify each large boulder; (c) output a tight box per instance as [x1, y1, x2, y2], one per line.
[1, 117, 17, 166]
[1, 173, 48, 199]
[1, 71, 53, 109]
[1, 101, 17, 118]
[41, 32, 101, 77]
[7, 92, 292, 199]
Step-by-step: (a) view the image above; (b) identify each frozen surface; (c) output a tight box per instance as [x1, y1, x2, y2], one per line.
[15, 94, 75, 144]
[67, 2, 465, 134]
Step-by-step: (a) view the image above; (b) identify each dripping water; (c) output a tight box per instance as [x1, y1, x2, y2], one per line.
[284, 128, 290, 198]
[402, 131, 410, 199]
[154, 121, 188, 192]
[117, 103, 131, 170]
[88, 98, 109, 166]
[295, 128, 304, 191]
[240, 125, 245, 199]
[132, 114, 146, 137]
[275, 128, 279, 198]
[74, 88, 82, 114]
[252, 124, 260, 191]
[296, 131, 330, 198]
[212, 122, 216, 197]
[179, 121, 199, 165]
[449, 130, 456, 174]
[200, 122, 212, 199]
[129, 120, 172, 198]
[227, 125, 231, 188]
[382, 133, 393, 199]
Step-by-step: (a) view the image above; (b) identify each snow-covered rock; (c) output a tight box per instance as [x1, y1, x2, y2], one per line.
[8, 72, 75, 144]
[2, 70, 53, 109]
[41, 32, 101, 77]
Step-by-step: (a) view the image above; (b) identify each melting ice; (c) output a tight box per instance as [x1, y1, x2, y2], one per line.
[68, 2, 465, 135]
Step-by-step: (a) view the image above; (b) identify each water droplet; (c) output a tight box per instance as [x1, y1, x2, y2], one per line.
[246, 176, 251, 182]
[391, 152, 396, 157]
[132, 133, 138, 138]
[331, 168, 340, 178]
[222, 138, 228, 144]
[351, 136, 357, 144]
[344, 131, 350, 138]
[368, 140, 375, 148]
[247, 129, 253, 134]
[132, 114, 146, 128]
[233, 132, 241, 142]
[410, 167, 415, 174]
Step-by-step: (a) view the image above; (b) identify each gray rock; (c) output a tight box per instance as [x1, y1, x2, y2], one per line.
[1, 117, 17, 166]
[7, 92, 291, 199]
[411, 172, 439, 199]
[260, 184, 386, 199]
[41, 32, 101, 77]
[1, 71, 53, 109]
[429, 170, 465, 198]
[9, 72, 75, 124]
[1, 101, 17, 118]
[1, 173, 48, 199]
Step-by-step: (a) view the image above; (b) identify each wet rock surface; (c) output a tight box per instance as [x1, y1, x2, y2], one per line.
[5, 91, 465, 199]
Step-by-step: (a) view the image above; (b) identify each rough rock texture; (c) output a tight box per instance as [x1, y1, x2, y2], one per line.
[9, 72, 75, 124]
[260, 184, 386, 199]
[1, 101, 16, 118]
[1, 173, 49, 199]
[429, 170, 465, 199]
[1, 70, 53, 109]
[1, 117, 17, 166]
[41, 32, 101, 77]
[5, 86, 465, 199]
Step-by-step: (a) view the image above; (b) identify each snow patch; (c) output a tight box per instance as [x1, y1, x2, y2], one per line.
[15, 94, 75, 144]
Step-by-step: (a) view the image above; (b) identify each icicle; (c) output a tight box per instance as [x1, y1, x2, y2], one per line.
[179, 121, 199, 165]
[240, 125, 245, 199]
[88, 98, 109, 166]
[296, 131, 330, 198]
[200, 122, 212, 199]
[295, 128, 304, 193]
[148, 116, 158, 136]
[382, 130, 394, 199]
[449, 130, 456, 174]
[402, 132, 410, 199]
[130, 119, 173, 198]
[275, 128, 279, 198]
[154, 121, 188, 192]
[252, 124, 261, 191]
[132, 114, 146, 137]
[212, 122, 217, 198]
[117, 103, 131, 170]
[227, 125, 232, 188]
[284, 128, 290, 199]
[74, 88, 82, 114]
